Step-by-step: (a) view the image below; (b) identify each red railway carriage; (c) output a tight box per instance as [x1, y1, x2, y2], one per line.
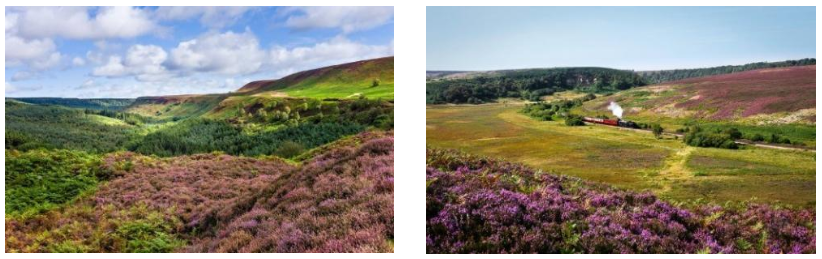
[582, 117, 618, 126]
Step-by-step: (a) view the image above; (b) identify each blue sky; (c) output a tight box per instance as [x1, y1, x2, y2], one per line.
[427, 7, 815, 71]
[5, 7, 393, 98]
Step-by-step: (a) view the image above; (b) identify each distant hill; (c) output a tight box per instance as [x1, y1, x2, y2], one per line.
[6, 97, 135, 110]
[238, 56, 394, 99]
[122, 57, 394, 118]
[581, 65, 816, 123]
[426, 58, 815, 104]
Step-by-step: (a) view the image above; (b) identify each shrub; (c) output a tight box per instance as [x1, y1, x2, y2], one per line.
[683, 126, 738, 149]
[274, 141, 305, 158]
[651, 124, 664, 138]
[750, 133, 765, 142]
[565, 115, 585, 126]
[722, 128, 743, 139]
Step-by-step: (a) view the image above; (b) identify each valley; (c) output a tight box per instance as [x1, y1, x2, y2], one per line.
[426, 62, 817, 253]
[5, 57, 395, 253]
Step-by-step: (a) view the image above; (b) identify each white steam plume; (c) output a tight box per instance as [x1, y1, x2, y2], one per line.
[607, 101, 623, 119]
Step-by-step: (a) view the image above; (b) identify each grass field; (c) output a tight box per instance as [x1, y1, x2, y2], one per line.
[279, 81, 394, 99]
[240, 56, 394, 100]
[427, 103, 815, 206]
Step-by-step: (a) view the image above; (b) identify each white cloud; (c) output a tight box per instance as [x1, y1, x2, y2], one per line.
[168, 29, 265, 75]
[4, 35, 58, 67]
[72, 57, 86, 66]
[9, 7, 158, 40]
[268, 36, 393, 77]
[29, 52, 63, 70]
[92, 44, 173, 81]
[92, 56, 127, 77]
[155, 7, 254, 29]
[281, 7, 393, 33]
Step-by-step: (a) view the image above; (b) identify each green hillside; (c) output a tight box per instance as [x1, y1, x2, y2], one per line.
[238, 56, 394, 99]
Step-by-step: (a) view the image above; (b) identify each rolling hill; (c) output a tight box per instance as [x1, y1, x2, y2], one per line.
[125, 57, 394, 119]
[238, 56, 394, 99]
[426, 58, 814, 104]
[580, 65, 816, 124]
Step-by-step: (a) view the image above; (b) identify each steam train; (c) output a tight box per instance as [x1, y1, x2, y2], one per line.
[582, 117, 639, 129]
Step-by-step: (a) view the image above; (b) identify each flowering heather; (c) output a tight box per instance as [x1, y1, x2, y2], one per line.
[6, 132, 394, 253]
[426, 148, 815, 254]
[671, 66, 815, 119]
[188, 135, 394, 252]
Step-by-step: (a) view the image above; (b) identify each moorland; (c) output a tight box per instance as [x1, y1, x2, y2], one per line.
[426, 59, 816, 253]
[5, 57, 395, 253]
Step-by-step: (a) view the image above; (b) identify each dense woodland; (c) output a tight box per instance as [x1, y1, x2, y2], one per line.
[133, 119, 364, 157]
[6, 102, 140, 152]
[427, 59, 815, 104]
[426, 67, 644, 103]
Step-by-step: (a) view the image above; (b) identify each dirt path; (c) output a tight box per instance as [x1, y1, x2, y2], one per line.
[656, 146, 695, 193]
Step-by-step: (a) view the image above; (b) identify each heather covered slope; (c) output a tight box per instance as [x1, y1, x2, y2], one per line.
[581, 65, 816, 123]
[426, 149, 815, 254]
[6, 131, 394, 253]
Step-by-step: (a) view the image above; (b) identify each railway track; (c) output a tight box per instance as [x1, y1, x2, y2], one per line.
[583, 121, 815, 152]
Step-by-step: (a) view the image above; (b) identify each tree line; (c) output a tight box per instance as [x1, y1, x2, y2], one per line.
[639, 58, 816, 84]
[427, 67, 644, 104]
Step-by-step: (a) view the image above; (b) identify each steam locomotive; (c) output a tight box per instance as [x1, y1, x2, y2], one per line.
[582, 117, 639, 129]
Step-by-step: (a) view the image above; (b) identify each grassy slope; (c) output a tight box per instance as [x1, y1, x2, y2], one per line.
[238, 56, 394, 99]
[575, 66, 816, 146]
[426, 103, 815, 206]
[125, 94, 227, 119]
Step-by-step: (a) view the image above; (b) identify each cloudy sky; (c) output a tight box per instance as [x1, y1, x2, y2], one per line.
[428, 7, 814, 71]
[5, 6, 394, 98]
